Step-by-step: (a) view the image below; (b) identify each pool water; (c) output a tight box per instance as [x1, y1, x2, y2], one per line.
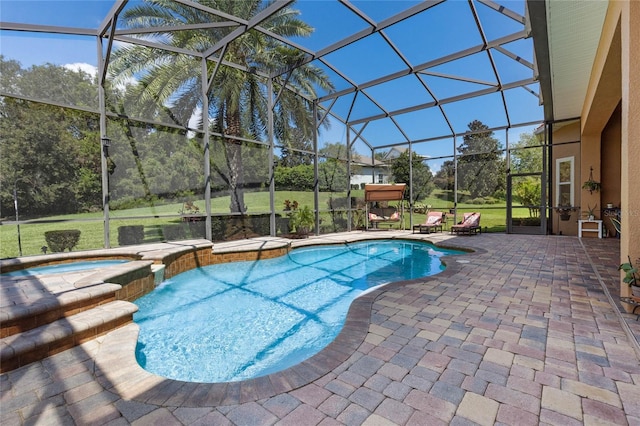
[134, 240, 460, 383]
[1, 260, 129, 277]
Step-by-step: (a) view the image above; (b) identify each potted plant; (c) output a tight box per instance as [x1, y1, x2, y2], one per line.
[290, 205, 314, 237]
[619, 257, 640, 304]
[284, 200, 314, 237]
[583, 204, 598, 220]
[554, 205, 577, 221]
[582, 166, 601, 194]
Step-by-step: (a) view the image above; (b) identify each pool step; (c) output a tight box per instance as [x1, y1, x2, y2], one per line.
[0, 283, 122, 338]
[0, 300, 138, 373]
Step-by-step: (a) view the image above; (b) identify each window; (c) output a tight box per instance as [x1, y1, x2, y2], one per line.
[556, 157, 574, 207]
[378, 173, 384, 184]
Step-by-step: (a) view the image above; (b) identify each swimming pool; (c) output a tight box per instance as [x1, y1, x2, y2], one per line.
[1, 260, 129, 277]
[134, 240, 460, 383]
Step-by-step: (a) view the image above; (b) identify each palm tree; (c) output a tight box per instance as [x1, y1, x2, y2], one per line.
[108, 0, 333, 213]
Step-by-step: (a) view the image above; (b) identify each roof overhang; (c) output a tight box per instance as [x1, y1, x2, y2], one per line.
[529, 0, 609, 123]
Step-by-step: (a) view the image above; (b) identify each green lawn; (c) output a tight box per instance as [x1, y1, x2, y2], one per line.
[0, 189, 515, 259]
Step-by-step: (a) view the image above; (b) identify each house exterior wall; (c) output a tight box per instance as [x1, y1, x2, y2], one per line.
[620, 0, 640, 305]
[551, 121, 581, 236]
[350, 166, 390, 187]
[575, 0, 639, 311]
[601, 103, 622, 238]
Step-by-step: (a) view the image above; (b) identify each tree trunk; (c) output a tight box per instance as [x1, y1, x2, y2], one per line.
[226, 109, 245, 214]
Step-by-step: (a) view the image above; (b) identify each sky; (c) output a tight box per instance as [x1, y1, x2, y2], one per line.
[0, 0, 543, 169]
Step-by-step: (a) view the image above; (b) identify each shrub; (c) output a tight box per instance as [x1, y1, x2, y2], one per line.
[44, 230, 81, 252]
[118, 225, 144, 246]
[188, 221, 206, 239]
[327, 197, 348, 209]
[274, 164, 314, 190]
[469, 197, 498, 205]
[290, 205, 314, 234]
[211, 216, 226, 241]
[162, 224, 187, 241]
[250, 214, 271, 236]
[276, 215, 291, 235]
[513, 217, 541, 226]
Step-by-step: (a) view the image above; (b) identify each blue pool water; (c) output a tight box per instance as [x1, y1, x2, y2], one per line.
[1, 260, 129, 277]
[134, 240, 460, 383]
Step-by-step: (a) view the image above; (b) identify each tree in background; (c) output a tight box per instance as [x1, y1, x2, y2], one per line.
[390, 151, 434, 204]
[318, 142, 350, 192]
[433, 160, 455, 191]
[510, 131, 543, 174]
[513, 178, 541, 217]
[110, 0, 333, 214]
[274, 164, 314, 191]
[510, 131, 544, 217]
[278, 128, 314, 167]
[457, 120, 505, 199]
[0, 58, 101, 217]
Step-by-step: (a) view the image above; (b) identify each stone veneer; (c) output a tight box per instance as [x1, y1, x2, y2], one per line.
[160, 247, 214, 279]
[115, 275, 156, 302]
[210, 246, 289, 264]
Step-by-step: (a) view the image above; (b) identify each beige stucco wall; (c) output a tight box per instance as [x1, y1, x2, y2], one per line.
[550, 121, 581, 236]
[601, 103, 622, 238]
[579, 1, 639, 309]
[620, 0, 640, 301]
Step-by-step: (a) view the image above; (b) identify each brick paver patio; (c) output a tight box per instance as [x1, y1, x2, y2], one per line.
[1, 233, 639, 425]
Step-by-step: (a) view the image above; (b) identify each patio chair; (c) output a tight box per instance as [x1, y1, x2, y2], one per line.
[413, 211, 444, 234]
[611, 217, 621, 237]
[450, 212, 481, 235]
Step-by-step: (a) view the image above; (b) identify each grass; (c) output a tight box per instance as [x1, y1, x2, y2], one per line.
[0, 189, 519, 259]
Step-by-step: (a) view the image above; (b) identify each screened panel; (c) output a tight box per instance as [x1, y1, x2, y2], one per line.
[106, 48, 202, 128]
[413, 137, 455, 160]
[492, 50, 535, 84]
[110, 217, 206, 245]
[289, 1, 370, 51]
[321, 33, 407, 86]
[421, 74, 495, 102]
[0, 48, 99, 110]
[385, 1, 480, 65]
[425, 52, 499, 89]
[509, 135, 545, 175]
[443, 93, 509, 133]
[504, 86, 544, 125]
[457, 123, 506, 154]
[475, 2, 526, 41]
[362, 75, 435, 114]
[347, 93, 387, 123]
[1, 101, 101, 217]
[208, 138, 269, 215]
[350, 140, 374, 190]
[424, 158, 456, 208]
[319, 153, 350, 234]
[0, 0, 552, 253]
[274, 149, 315, 237]
[239, 141, 270, 214]
[106, 120, 204, 215]
[358, 117, 408, 147]
[457, 154, 507, 205]
[393, 109, 452, 142]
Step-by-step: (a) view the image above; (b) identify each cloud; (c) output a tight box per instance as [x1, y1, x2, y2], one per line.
[64, 62, 97, 78]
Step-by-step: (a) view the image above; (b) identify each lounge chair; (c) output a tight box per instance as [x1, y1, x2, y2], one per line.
[450, 212, 481, 235]
[413, 211, 444, 234]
